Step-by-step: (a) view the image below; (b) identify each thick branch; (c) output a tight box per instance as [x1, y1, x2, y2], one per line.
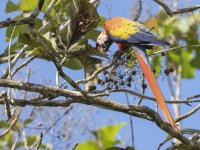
[0, 78, 198, 146]
[0, 18, 35, 29]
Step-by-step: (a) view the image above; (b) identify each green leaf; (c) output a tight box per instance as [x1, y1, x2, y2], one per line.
[97, 123, 125, 148]
[76, 124, 124, 150]
[26, 135, 37, 146]
[0, 120, 9, 129]
[19, 33, 41, 47]
[0, 132, 13, 148]
[6, 14, 28, 41]
[151, 55, 162, 76]
[174, 18, 190, 33]
[191, 51, 200, 69]
[64, 58, 83, 70]
[181, 50, 194, 78]
[98, 16, 107, 28]
[85, 29, 101, 41]
[23, 119, 33, 128]
[4, 40, 21, 52]
[18, 0, 55, 12]
[5, 1, 19, 13]
[76, 140, 98, 150]
[18, 0, 37, 11]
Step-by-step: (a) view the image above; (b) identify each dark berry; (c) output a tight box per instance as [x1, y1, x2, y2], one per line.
[127, 83, 131, 87]
[115, 85, 119, 89]
[164, 69, 170, 76]
[97, 79, 102, 84]
[119, 74, 123, 79]
[127, 76, 132, 82]
[114, 80, 118, 85]
[119, 80, 124, 85]
[131, 70, 137, 75]
[142, 83, 147, 89]
[169, 67, 174, 73]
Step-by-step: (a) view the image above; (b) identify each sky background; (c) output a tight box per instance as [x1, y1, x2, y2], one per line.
[0, 0, 200, 150]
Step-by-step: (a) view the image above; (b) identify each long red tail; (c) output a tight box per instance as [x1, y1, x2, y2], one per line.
[134, 48, 178, 131]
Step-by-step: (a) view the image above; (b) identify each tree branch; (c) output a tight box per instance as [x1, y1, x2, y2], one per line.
[0, 79, 198, 146]
[153, 0, 200, 17]
[0, 0, 45, 29]
[0, 117, 18, 138]
[175, 104, 200, 123]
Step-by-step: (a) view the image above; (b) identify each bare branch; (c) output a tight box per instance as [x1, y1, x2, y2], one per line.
[0, 117, 18, 138]
[0, 79, 198, 145]
[0, 91, 11, 119]
[153, 0, 200, 17]
[176, 104, 200, 123]
[132, 0, 142, 21]
[76, 55, 120, 84]
[44, 106, 73, 135]
[11, 56, 36, 77]
[109, 88, 200, 105]
[149, 45, 200, 56]
[36, 133, 43, 150]
[187, 94, 200, 100]
[0, 18, 35, 29]
[2, 45, 29, 79]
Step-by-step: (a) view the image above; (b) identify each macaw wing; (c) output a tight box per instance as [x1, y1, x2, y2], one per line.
[104, 17, 169, 46]
[128, 28, 158, 45]
[104, 17, 140, 42]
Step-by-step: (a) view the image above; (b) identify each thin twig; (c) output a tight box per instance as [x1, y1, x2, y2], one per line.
[40, 0, 57, 32]
[11, 56, 35, 77]
[187, 94, 200, 100]
[175, 104, 200, 123]
[2, 45, 28, 79]
[1, 91, 12, 120]
[153, 0, 200, 16]
[44, 106, 73, 135]
[36, 133, 43, 150]
[56, 71, 59, 88]
[133, 0, 142, 21]
[137, 74, 145, 105]
[0, 117, 18, 138]
[76, 55, 120, 84]
[109, 88, 200, 104]
[148, 45, 200, 56]
[125, 93, 134, 148]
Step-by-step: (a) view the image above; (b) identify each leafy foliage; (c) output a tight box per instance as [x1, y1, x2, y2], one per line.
[76, 123, 124, 150]
[142, 12, 200, 78]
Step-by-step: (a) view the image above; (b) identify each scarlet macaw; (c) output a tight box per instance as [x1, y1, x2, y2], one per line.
[96, 17, 178, 131]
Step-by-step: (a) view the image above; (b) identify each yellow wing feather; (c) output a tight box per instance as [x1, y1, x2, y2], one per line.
[104, 17, 148, 39]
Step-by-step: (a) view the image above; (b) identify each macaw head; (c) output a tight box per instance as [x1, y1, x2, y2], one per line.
[96, 30, 112, 54]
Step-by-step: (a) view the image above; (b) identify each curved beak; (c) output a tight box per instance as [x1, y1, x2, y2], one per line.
[96, 41, 112, 55]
